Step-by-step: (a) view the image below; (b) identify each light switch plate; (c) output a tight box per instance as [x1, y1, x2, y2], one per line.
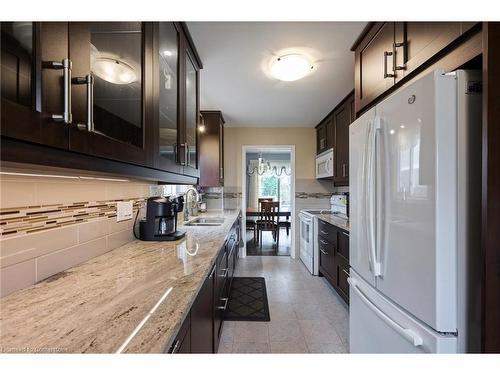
[116, 201, 133, 222]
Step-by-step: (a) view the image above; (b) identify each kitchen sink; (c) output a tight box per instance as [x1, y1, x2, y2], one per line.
[184, 217, 225, 226]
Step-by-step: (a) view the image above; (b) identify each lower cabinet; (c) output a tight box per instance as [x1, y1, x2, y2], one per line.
[318, 219, 350, 304]
[191, 264, 216, 353]
[169, 215, 241, 354]
[168, 312, 191, 353]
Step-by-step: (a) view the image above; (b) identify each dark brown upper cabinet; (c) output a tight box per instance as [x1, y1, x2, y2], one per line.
[394, 22, 461, 81]
[316, 115, 333, 155]
[1, 22, 203, 183]
[199, 110, 225, 187]
[352, 22, 479, 114]
[332, 93, 353, 186]
[1, 22, 69, 150]
[68, 22, 153, 167]
[153, 22, 182, 175]
[354, 22, 396, 114]
[315, 91, 354, 186]
[152, 22, 202, 178]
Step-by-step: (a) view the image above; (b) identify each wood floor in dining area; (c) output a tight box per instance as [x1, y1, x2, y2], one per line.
[217, 256, 349, 353]
[245, 228, 291, 256]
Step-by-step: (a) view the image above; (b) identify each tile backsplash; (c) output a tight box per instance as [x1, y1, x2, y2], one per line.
[0, 172, 155, 297]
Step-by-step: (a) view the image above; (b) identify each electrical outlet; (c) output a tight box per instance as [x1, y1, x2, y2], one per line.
[116, 201, 133, 222]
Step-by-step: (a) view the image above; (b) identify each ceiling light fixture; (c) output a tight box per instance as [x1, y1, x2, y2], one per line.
[162, 50, 173, 57]
[269, 54, 314, 82]
[92, 57, 137, 85]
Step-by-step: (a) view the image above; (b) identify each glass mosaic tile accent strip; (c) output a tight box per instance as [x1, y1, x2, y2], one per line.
[0, 198, 145, 238]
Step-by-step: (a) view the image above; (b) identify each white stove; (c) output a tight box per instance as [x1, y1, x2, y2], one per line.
[299, 209, 333, 275]
[299, 193, 349, 275]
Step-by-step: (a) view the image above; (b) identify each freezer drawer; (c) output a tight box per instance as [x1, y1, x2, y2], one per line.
[349, 269, 457, 353]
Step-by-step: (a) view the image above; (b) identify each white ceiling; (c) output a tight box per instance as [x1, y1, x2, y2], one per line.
[187, 22, 366, 128]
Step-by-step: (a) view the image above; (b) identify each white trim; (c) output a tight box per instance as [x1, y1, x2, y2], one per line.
[241, 145, 296, 258]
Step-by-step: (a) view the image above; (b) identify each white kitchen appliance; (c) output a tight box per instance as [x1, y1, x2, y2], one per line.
[349, 70, 482, 353]
[299, 208, 333, 275]
[315, 148, 334, 179]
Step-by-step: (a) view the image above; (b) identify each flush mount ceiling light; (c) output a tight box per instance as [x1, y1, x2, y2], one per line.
[92, 57, 137, 85]
[269, 54, 314, 82]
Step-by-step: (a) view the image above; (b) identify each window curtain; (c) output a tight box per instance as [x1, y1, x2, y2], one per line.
[247, 159, 260, 210]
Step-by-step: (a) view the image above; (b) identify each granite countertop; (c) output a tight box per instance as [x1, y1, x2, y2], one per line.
[0, 210, 241, 354]
[316, 214, 350, 232]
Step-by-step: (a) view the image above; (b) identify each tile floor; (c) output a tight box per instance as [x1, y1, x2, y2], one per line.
[246, 229, 291, 256]
[217, 256, 349, 353]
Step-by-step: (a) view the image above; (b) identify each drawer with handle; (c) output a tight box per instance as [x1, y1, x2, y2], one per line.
[318, 219, 338, 245]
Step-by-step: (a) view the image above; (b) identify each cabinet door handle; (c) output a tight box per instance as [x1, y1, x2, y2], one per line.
[180, 143, 187, 166]
[220, 167, 224, 180]
[393, 42, 406, 71]
[342, 163, 347, 177]
[320, 248, 329, 255]
[320, 230, 329, 235]
[342, 231, 350, 237]
[219, 268, 229, 278]
[383, 51, 395, 78]
[342, 268, 350, 277]
[217, 297, 229, 310]
[173, 143, 178, 163]
[170, 339, 180, 354]
[73, 73, 94, 132]
[319, 239, 328, 245]
[43, 58, 72, 124]
[209, 264, 216, 279]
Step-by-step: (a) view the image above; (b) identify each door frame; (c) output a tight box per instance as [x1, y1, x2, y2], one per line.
[240, 145, 296, 259]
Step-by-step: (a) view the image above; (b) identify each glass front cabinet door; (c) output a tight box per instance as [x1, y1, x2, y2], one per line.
[184, 48, 199, 174]
[67, 22, 152, 166]
[1, 22, 70, 149]
[153, 22, 182, 174]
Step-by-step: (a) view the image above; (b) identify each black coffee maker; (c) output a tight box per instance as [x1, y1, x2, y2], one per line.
[136, 196, 185, 241]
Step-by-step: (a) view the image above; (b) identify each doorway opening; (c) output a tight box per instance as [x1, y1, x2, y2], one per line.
[241, 146, 295, 257]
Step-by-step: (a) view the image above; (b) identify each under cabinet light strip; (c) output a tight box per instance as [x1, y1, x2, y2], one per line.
[0, 172, 79, 179]
[115, 287, 173, 354]
[0, 172, 129, 182]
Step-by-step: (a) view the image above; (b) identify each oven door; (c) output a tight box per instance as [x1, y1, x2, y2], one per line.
[299, 213, 314, 274]
[316, 149, 334, 179]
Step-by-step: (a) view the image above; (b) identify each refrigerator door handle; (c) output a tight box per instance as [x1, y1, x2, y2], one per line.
[348, 277, 423, 347]
[367, 118, 382, 276]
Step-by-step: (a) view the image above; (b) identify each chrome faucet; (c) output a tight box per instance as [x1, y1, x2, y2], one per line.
[184, 187, 200, 222]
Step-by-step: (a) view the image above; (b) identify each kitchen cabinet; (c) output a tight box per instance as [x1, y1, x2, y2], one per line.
[354, 22, 396, 113]
[394, 22, 461, 80]
[318, 219, 350, 304]
[315, 91, 354, 185]
[1, 22, 69, 149]
[168, 312, 191, 353]
[170, 215, 241, 354]
[316, 115, 333, 155]
[332, 94, 353, 186]
[213, 243, 228, 352]
[191, 264, 216, 353]
[68, 22, 153, 166]
[1, 22, 202, 183]
[153, 22, 182, 174]
[199, 110, 225, 187]
[180, 33, 201, 178]
[352, 22, 479, 113]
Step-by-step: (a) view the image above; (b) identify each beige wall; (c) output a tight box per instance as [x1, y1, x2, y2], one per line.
[223, 127, 316, 188]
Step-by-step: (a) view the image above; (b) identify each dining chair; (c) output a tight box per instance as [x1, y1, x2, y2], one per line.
[246, 217, 257, 243]
[256, 201, 279, 248]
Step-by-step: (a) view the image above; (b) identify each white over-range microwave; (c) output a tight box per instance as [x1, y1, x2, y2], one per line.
[315, 148, 334, 179]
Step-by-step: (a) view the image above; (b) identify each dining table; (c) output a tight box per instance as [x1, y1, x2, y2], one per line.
[245, 207, 292, 240]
